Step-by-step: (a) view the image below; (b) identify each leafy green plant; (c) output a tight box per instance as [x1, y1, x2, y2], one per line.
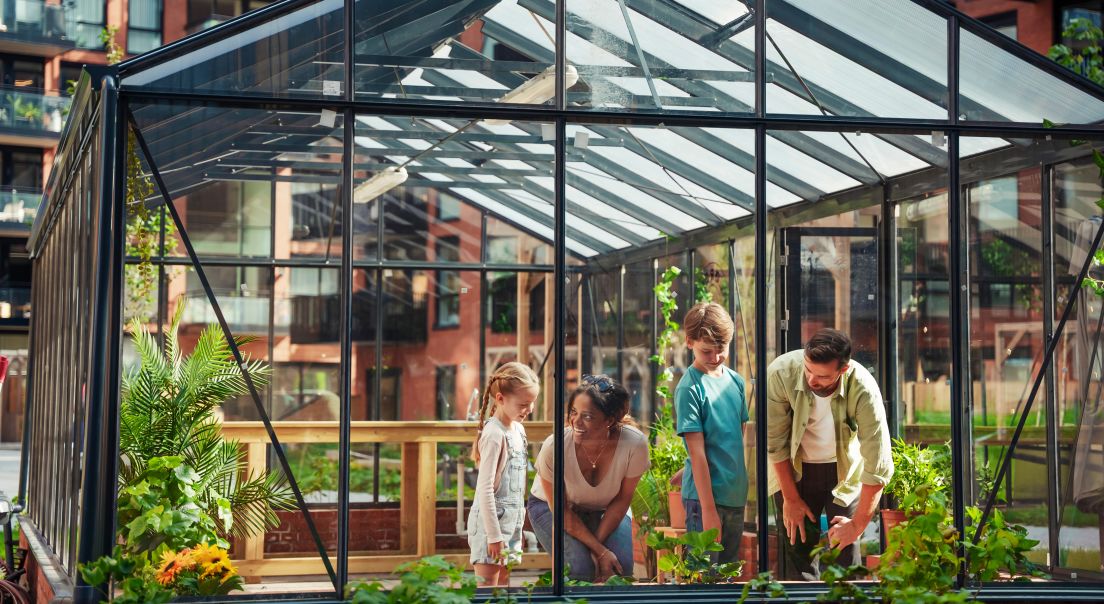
[1049, 18, 1104, 85]
[120, 302, 295, 539]
[650, 266, 681, 403]
[964, 505, 1042, 582]
[346, 555, 477, 604]
[646, 528, 742, 584]
[738, 572, 786, 604]
[885, 439, 950, 510]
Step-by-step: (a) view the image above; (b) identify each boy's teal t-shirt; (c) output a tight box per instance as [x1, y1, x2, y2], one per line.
[675, 365, 750, 508]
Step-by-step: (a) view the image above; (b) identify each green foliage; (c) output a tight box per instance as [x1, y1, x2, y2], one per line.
[647, 528, 742, 584]
[818, 486, 1044, 603]
[1049, 18, 1104, 86]
[6, 95, 41, 121]
[100, 25, 124, 64]
[738, 572, 786, 604]
[346, 555, 477, 604]
[649, 266, 681, 403]
[693, 267, 713, 304]
[964, 506, 1043, 582]
[124, 129, 178, 321]
[116, 455, 225, 555]
[120, 303, 295, 541]
[80, 551, 175, 604]
[885, 439, 950, 508]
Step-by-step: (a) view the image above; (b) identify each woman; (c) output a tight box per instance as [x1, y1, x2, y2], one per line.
[526, 375, 649, 582]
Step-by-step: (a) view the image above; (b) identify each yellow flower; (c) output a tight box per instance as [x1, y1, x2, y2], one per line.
[155, 548, 196, 586]
[190, 543, 224, 566]
[201, 558, 239, 583]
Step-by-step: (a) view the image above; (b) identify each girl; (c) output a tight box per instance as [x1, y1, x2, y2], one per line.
[468, 362, 540, 587]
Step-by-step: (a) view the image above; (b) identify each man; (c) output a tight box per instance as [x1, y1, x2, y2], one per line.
[766, 328, 893, 580]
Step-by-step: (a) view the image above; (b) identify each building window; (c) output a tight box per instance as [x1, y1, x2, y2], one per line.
[0, 148, 42, 192]
[72, 0, 106, 49]
[435, 237, 460, 328]
[435, 365, 456, 420]
[980, 11, 1017, 39]
[437, 191, 461, 221]
[128, 0, 162, 54]
[1058, 2, 1104, 48]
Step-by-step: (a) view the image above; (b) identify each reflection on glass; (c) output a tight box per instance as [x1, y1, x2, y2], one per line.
[121, 0, 345, 98]
[1054, 153, 1104, 577]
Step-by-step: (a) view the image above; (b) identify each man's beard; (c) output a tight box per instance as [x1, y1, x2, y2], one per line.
[807, 380, 838, 398]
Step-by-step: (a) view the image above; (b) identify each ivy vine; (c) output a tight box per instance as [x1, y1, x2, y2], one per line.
[651, 266, 681, 403]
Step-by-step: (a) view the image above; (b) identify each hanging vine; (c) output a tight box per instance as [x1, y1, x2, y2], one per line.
[651, 266, 681, 403]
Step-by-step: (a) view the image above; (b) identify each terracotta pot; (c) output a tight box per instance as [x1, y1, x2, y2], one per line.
[866, 554, 881, 571]
[668, 490, 686, 529]
[881, 508, 906, 537]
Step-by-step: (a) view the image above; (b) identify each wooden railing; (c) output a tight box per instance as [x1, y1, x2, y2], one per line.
[220, 421, 553, 577]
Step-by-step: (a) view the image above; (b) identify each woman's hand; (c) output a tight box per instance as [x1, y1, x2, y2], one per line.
[593, 549, 622, 583]
[487, 540, 504, 562]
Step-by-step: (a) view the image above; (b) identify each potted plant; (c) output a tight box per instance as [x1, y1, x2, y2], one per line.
[651, 406, 688, 529]
[647, 528, 742, 584]
[882, 438, 950, 535]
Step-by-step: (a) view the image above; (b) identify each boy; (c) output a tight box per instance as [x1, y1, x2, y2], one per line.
[675, 302, 749, 564]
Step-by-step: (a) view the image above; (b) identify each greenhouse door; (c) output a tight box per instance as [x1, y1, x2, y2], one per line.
[779, 227, 880, 377]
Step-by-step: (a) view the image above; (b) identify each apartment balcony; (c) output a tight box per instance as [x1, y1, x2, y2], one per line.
[0, 0, 77, 56]
[0, 88, 69, 146]
[0, 188, 40, 231]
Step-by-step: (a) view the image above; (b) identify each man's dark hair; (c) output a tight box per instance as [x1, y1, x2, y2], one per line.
[804, 328, 852, 368]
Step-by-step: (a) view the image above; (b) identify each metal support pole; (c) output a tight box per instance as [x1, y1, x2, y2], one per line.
[1041, 165, 1061, 570]
[754, 0, 768, 576]
[336, 103, 354, 592]
[553, 116, 567, 596]
[74, 75, 124, 604]
[880, 184, 900, 439]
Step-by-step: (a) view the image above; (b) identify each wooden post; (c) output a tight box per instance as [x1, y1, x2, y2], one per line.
[517, 249, 533, 365]
[242, 442, 267, 582]
[417, 441, 438, 556]
[400, 442, 419, 554]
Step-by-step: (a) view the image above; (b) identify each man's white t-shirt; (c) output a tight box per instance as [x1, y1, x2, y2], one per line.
[799, 394, 836, 463]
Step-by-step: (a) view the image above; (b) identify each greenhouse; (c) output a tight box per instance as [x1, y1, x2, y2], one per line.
[16, 0, 1104, 601]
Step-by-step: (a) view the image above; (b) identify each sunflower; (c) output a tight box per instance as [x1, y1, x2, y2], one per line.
[155, 548, 196, 586]
[201, 557, 240, 583]
[190, 543, 224, 566]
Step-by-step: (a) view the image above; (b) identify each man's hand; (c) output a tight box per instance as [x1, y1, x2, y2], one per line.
[782, 496, 815, 545]
[487, 540, 503, 561]
[827, 515, 863, 549]
[703, 506, 722, 543]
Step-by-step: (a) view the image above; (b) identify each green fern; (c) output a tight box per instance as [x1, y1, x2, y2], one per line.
[119, 300, 295, 541]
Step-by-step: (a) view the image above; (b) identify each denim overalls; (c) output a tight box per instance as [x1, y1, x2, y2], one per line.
[468, 418, 528, 565]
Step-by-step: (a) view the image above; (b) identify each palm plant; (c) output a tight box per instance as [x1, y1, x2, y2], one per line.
[119, 302, 295, 541]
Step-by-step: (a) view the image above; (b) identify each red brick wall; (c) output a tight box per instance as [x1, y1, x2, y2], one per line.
[19, 531, 57, 604]
[257, 506, 468, 555]
[956, 0, 1056, 54]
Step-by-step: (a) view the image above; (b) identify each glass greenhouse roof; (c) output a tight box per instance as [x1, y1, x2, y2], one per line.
[115, 0, 1104, 258]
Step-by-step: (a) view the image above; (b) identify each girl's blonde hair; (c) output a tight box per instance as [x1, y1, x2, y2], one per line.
[472, 361, 541, 462]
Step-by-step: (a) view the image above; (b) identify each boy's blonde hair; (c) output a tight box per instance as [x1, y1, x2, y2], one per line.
[683, 302, 734, 347]
[472, 361, 540, 462]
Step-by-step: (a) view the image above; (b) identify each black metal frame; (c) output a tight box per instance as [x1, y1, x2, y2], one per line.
[20, 0, 1104, 601]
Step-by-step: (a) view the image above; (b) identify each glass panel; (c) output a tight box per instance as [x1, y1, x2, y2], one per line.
[353, 0, 557, 109]
[129, 103, 345, 261]
[963, 135, 1053, 579]
[354, 116, 554, 261]
[765, 130, 939, 582]
[554, 122, 758, 592]
[562, 0, 752, 114]
[766, 0, 947, 119]
[121, 0, 344, 99]
[960, 27, 1104, 123]
[1053, 144, 1104, 580]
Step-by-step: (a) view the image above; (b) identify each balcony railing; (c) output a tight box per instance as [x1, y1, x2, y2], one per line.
[0, 286, 30, 319]
[0, 0, 76, 49]
[0, 88, 69, 135]
[0, 188, 40, 225]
